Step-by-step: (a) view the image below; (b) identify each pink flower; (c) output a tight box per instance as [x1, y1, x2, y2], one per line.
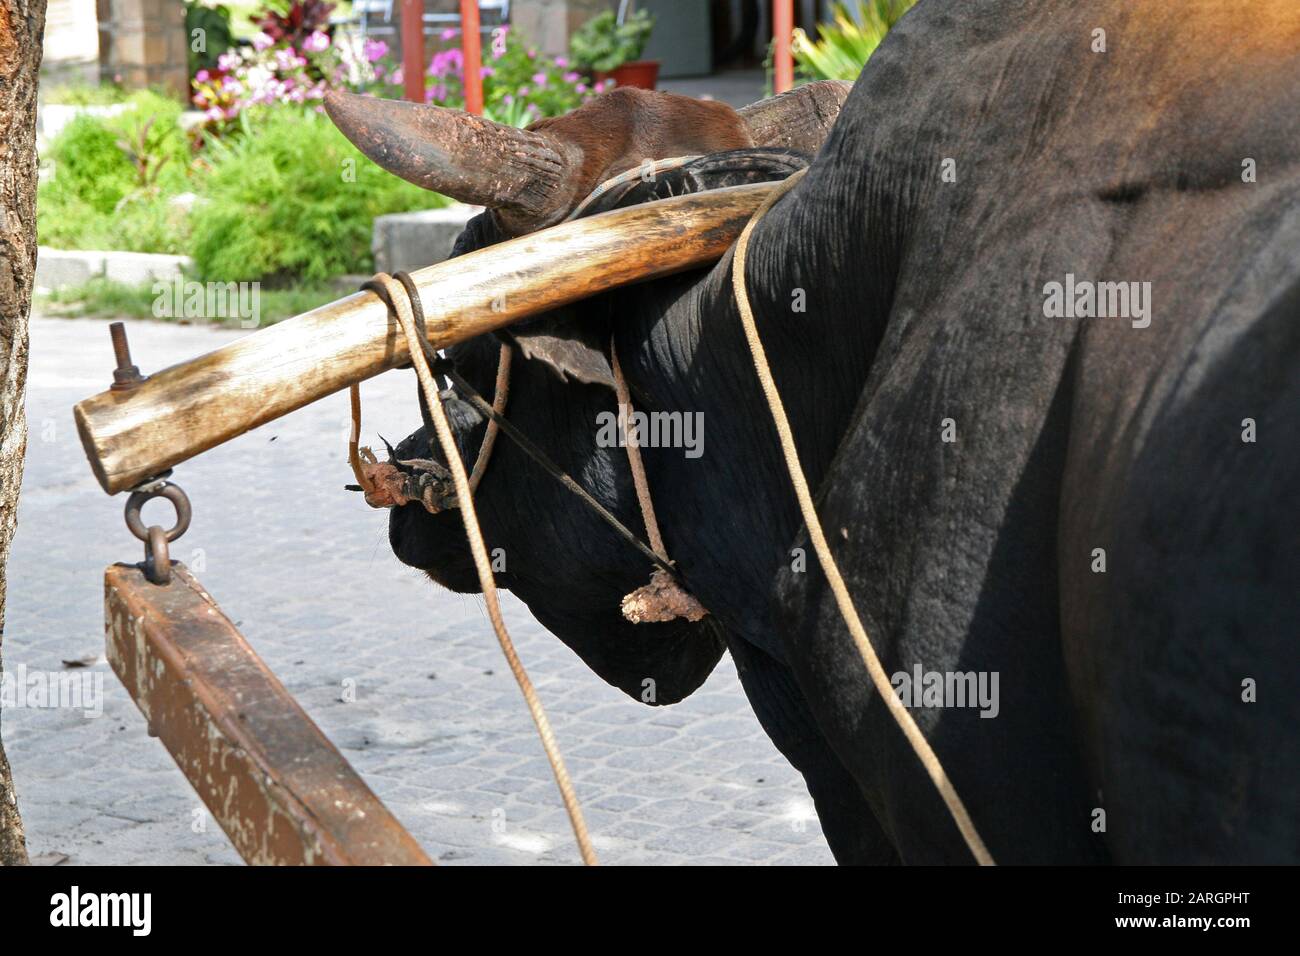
[363, 38, 389, 63]
[531, 72, 547, 86]
[252, 31, 274, 52]
[563, 71, 580, 84]
[440, 28, 458, 40]
[195, 69, 210, 82]
[217, 51, 241, 72]
[303, 31, 330, 53]
[555, 56, 568, 68]
[429, 48, 463, 76]
[575, 82, 588, 94]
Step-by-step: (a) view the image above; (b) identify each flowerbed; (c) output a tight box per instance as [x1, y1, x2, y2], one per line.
[39, 1, 604, 290]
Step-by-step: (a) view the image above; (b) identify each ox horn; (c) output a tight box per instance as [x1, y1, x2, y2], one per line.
[324, 90, 580, 228]
[739, 80, 853, 153]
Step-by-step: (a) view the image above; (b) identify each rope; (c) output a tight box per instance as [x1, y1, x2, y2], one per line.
[348, 383, 376, 496]
[730, 168, 996, 866]
[467, 344, 511, 493]
[347, 344, 510, 498]
[609, 341, 706, 625]
[368, 272, 598, 866]
[610, 341, 667, 561]
[430, 358, 679, 578]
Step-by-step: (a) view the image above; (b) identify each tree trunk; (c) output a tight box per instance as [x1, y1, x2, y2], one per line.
[0, 0, 48, 866]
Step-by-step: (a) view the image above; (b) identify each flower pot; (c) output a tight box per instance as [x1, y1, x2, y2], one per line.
[595, 60, 661, 91]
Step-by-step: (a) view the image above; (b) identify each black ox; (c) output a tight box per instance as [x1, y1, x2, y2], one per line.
[327, 0, 1299, 863]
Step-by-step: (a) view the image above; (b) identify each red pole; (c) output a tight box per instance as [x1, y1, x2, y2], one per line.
[401, 0, 425, 103]
[460, 0, 484, 115]
[773, 0, 794, 94]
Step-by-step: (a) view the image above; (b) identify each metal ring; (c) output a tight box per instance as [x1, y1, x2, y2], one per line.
[144, 525, 172, 585]
[125, 482, 191, 544]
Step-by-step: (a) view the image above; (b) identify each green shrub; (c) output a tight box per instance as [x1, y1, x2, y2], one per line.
[37, 90, 193, 252]
[39, 192, 191, 254]
[185, 1, 235, 73]
[40, 115, 135, 218]
[111, 90, 191, 193]
[189, 107, 444, 283]
[569, 9, 655, 73]
[38, 89, 443, 282]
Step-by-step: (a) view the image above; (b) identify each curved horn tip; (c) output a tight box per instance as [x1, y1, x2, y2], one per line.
[324, 89, 390, 151]
[322, 90, 577, 229]
[323, 88, 363, 123]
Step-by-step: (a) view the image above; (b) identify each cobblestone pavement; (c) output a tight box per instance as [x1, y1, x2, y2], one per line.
[3, 315, 832, 866]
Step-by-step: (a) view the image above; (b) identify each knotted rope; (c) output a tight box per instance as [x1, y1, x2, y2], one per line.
[348, 342, 510, 507]
[611, 341, 707, 625]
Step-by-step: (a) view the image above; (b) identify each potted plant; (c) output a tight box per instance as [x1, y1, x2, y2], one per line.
[570, 8, 658, 90]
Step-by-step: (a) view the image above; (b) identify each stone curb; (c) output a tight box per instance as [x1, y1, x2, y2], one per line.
[35, 247, 192, 292]
[372, 203, 481, 276]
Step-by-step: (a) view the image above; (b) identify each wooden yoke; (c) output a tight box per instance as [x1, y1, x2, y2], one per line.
[74, 183, 775, 494]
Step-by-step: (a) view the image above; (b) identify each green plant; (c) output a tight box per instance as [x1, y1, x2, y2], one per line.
[791, 0, 915, 82]
[37, 91, 194, 253]
[114, 97, 189, 193]
[185, 1, 235, 73]
[189, 107, 443, 283]
[568, 9, 655, 73]
[40, 115, 136, 219]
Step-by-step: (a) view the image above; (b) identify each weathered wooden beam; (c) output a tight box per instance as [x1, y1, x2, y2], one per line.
[74, 183, 775, 494]
[105, 562, 433, 866]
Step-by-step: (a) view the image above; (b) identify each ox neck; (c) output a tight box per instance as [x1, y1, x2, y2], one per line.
[613, 164, 893, 657]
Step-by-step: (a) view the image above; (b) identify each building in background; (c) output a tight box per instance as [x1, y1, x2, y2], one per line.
[45, 0, 189, 95]
[41, 1, 837, 97]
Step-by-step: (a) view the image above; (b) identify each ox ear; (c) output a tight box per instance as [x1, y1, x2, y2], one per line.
[738, 80, 852, 154]
[504, 311, 615, 391]
[325, 91, 582, 232]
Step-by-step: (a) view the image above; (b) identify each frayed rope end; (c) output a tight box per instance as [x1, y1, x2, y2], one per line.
[621, 569, 708, 624]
